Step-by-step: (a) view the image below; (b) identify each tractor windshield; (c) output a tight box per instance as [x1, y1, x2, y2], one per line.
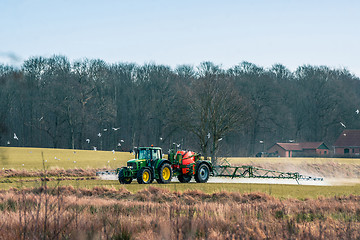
[138, 149, 151, 160]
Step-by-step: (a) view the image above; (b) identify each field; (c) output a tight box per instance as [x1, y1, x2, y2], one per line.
[1, 147, 360, 239]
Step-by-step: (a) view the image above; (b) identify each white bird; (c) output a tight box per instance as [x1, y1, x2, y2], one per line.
[117, 143, 121, 147]
[340, 122, 346, 128]
[356, 109, 359, 114]
[39, 116, 43, 121]
[112, 150, 115, 154]
[103, 129, 108, 131]
[207, 133, 210, 139]
[14, 133, 18, 140]
[98, 133, 102, 137]
[160, 137, 163, 141]
[86, 139, 90, 143]
[7, 141, 10, 145]
[120, 139, 124, 143]
[112, 127, 120, 131]
[218, 138, 223, 141]
[93, 146, 97, 151]
[177, 144, 181, 148]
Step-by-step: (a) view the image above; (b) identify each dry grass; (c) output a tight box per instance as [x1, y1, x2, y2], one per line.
[0, 186, 359, 239]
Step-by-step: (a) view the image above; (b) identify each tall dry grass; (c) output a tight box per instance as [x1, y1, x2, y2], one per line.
[0, 186, 359, 239]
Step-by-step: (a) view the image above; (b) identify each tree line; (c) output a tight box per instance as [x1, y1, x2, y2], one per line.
[1, 55, 360, 160]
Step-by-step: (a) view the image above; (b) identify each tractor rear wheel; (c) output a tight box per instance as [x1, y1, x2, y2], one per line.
[178, 174, 192, 183]
[118, 168, 132, 184]
[195, 163, 210, 183]
[157, 163, 173, 184]
[137, 168, 152, 184]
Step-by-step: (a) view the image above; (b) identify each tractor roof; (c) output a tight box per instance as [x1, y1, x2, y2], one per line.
[138, 146, 162, 150]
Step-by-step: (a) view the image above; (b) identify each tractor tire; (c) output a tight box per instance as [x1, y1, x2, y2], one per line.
[195, 163, 210, 183]
[137, 168, 152, 184]
[157, 163, 173, 184]
[178, 174, 192, 183]
[118, 168, 132, 184]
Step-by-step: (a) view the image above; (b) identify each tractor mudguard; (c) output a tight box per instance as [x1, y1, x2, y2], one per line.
[156, 159, 172, 169]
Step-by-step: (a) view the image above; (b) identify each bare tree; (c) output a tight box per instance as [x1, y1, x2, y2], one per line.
[180, 62, 248, 164]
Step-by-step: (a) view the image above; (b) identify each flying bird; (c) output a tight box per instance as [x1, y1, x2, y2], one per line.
[207, 133, 210, 139]
[86, 139, 90, 143]
[39, 116, 43, 121]
[7, 141, 10, 145]
[218, 138, 223, 141]
[160, 137, 163, 141]
[103, 129, 108, 131]
[120, 140, 124, 143]
[356, 109, 359, 114]
[112, 127, 120, 131]
[177, 144, 181, 148]
[117, 143, 121, 147]
[13, 133, 18, 140]
[340, 122, 346, 128]
[98, 133, 102, 137]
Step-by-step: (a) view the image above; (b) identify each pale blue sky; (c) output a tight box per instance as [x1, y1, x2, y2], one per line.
[1, 0, 360, 76]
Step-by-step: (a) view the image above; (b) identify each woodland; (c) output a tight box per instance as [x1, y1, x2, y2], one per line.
[1, 56, 359, 158]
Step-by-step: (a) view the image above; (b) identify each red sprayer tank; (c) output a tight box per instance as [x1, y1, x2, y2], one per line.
[176, 150, 196, 174]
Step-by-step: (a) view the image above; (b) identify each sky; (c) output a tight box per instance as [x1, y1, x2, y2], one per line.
[1, 0, 360, 76]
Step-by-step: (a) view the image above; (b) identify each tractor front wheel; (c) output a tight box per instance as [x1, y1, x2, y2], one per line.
[157, 163, 173, 184]
[178, 174, 192, 183]
[195, 164, 210, 183]
[118, 168, 132, 184]
[137, 168, 152, 184]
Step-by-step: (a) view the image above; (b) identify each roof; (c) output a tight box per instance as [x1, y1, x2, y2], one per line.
[334, 130, 360, 147]
[274, 142, 328, 151]
[276, 143, 302, 151]
[300, 142, 325, 149]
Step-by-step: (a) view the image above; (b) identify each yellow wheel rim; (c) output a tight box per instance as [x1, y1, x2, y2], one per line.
[143, 171, 150, 182]
[162, 167, 171, 180]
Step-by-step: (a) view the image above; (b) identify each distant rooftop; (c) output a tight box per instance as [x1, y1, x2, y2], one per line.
[275, 142, 327, 151]
[334, 130, 360, 147]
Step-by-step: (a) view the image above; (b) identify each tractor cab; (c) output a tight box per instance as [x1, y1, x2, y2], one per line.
[136, 147, 162, 161]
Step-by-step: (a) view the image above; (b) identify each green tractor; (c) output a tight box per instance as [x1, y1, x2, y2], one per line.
[116, 146, 213, 184]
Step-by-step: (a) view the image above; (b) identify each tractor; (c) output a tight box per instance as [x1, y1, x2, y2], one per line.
[116, 145, 213, 184]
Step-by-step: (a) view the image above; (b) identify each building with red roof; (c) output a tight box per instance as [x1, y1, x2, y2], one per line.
[333, 130, 360, 155]
[268, 142, 329, 157]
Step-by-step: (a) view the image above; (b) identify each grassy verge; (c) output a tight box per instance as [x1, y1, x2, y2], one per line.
[1, 178, 360, 199]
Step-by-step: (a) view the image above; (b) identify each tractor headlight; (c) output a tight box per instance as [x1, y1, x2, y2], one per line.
[128, 165, 133, 169]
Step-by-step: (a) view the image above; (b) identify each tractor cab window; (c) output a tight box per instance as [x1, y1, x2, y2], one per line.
[152, 149, 161, 160]
[139, 149, 151, 160]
